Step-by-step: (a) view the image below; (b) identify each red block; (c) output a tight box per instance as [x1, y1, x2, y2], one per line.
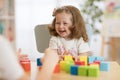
[20, 59, 31, 72]
[94, 60, 101, 65]
[75, 61, 85, 66]
[53, 64, 60, 73]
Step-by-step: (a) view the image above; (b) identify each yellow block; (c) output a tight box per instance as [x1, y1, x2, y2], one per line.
[60, 61, 66, 71]
[79, 56, 88, 65]
[64, 55, 73, 61]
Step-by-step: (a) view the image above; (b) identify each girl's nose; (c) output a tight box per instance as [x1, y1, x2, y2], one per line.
[59, 24, 64, 28]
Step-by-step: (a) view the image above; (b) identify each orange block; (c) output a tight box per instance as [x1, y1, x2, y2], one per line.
[20, 59, 31, 72]
[53, 64, 60, 73]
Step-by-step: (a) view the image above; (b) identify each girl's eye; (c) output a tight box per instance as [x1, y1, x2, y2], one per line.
[64, 23, 67, 25]
[55, 22, 60, 25]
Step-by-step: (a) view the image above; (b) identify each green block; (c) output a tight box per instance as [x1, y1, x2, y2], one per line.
[88, 66, 99, 77]
[65, 63, 74, 73]
[69, 59, 74, 63]
[78, 66, 88, 76]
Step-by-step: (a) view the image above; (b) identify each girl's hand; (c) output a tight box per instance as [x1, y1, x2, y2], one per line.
[59, 51, 70, 61]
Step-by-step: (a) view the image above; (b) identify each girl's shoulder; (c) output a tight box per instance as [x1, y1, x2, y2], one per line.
[51, 36, 57, 40]
[76, 37, 86, 43]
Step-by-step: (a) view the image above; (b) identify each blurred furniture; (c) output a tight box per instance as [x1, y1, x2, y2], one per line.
[0, 0, 15, 48]
[101, 37, 116, 61]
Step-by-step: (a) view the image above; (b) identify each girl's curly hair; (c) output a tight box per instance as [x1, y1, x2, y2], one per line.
[48, 5, 88, 42]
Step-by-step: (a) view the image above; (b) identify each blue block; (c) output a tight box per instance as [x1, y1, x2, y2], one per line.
[70, 65, 78, 75]
[95, 56, 104, 61]
[100, 61, 110, 71]
[88, 56, 96, 64]
[37, 58, 42, 66]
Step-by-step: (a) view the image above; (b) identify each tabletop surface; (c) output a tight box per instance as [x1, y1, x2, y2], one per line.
[30, 61, 120, 80]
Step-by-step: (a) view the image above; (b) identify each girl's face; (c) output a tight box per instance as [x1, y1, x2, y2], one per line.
[55, 12, 73, 39]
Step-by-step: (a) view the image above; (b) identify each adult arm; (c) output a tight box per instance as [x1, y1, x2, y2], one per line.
[36, 48, 59, 80]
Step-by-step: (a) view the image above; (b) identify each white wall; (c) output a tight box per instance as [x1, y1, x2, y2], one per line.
[15, 0, 56, 60]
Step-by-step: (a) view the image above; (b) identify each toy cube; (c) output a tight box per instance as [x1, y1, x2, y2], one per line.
[88, 56, 96, 64]
[64, 55, 73, 61]
[93, 60, 101, 66]
[20, 59, 31, 72]
[88, 66, 99, 77]
[79, 56, 88, 65]
[36, 58, 42, 70]
[66, 62, 74, 73]
[75, 61, 85, 66]
[65, 59, 74, 63]
[53, 63, 60, 73]
[78, 66, 88, 76]
[95, 56, 104, 61]
[70, 65, 78, 75]
[37, 58, 42, 66]
[100, 61, 110, 71]
[60, 61, 66, 71]
[89, 64, 99, 69]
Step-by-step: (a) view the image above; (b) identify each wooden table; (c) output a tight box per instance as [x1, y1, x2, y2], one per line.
[29, 61, 120, 80]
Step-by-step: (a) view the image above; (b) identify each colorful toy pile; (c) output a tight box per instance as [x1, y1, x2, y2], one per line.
[37, 55, 110, 77]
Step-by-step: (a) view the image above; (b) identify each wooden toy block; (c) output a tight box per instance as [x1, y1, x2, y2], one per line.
[89, 64, 99, 69]
[88, 56, 96, 64]
[20, 59, 31, 72]
[54, 63, 60, 73]
[70, 65, 78, 75]
[88, 66, 99, 77]
[78, 66, 88, 76]
[65, 62, 74, 73]
[100, 61, 110, 71]
[75, 61, 85, 66]
[37, 58, 42, 66]
[95, 56, 104, 61]
[36, 58, 43, 70]
[94, 60, 101, 65]
[79, 56, 88, 65]
[65, 59, 74, 64]
[69, 59, 74, 63]
[64, 55, 73, 61]
[60, 61, 66, 71]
